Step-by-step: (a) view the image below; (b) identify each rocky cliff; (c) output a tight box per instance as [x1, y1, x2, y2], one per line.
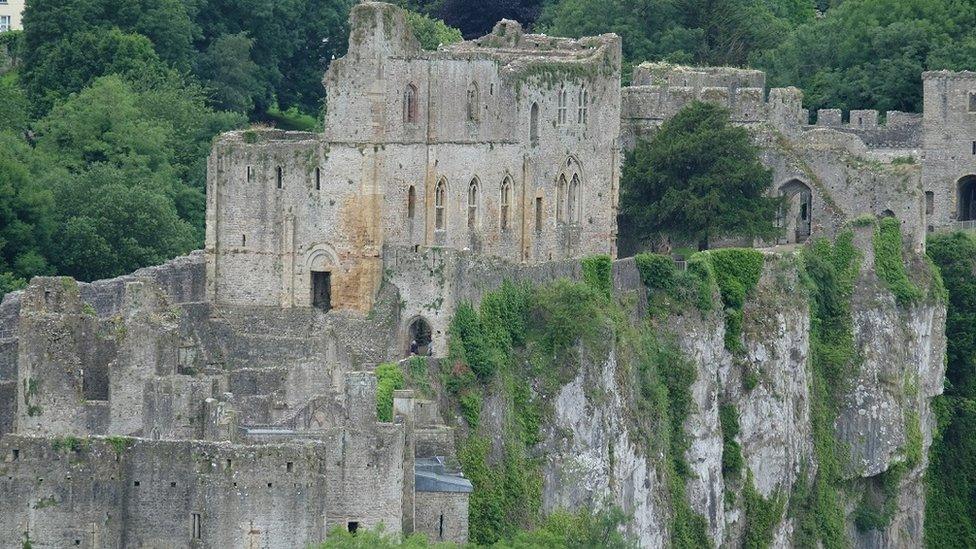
[448, 220, 945, 548]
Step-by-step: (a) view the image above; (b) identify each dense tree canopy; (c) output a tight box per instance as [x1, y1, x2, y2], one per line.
[620, 101, 781, 249]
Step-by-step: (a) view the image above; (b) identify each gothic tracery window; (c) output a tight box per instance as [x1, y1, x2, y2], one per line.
[467, 179, 479, 228]
[500, 177, 512, 230]
[557, 88, 567, 125]
[577, 87, 588, 124]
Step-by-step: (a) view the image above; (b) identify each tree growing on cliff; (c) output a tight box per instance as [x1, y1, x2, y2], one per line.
[619, 101, 781, 250]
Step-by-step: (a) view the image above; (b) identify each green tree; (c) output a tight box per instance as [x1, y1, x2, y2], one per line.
[0, 133, 54, 293]
[405, 11, 463, 50]
[21, 29, 169, 116]
[20, 0, 194, 115]
[620, 101, 781, 249]
[194, 32, 263, 113]
[753, 0, 976, 113]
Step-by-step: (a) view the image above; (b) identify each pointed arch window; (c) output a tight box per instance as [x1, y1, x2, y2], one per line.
[556, 175, 567, 223]
[466, 82, 480, 123]
[569, 174, 581, 223]
[577, 87, 588, 125]
[500, 177, 512, 231]
[435, 179, 446, 230]
[467, 179, 479, 228]
[557, 88, 568, 125]
[404, 83, 419, 123]
[530, 102, 540, 145]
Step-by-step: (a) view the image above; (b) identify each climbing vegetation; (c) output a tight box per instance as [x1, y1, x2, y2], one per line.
[924, 232, 976, 547]
[873, 217, 922, 305]
[440, 255, 709, 546]
[705, 248, 765, 352]
[791, 230, 860, 549]
[375, 362, 405, 422]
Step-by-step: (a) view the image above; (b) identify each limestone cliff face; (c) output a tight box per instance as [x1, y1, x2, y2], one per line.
[538, 248, 945, 548]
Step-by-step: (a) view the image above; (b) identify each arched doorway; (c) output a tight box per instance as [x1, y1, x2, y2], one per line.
[406, 317, 432, 356]
[778, 180, 812, 244]
[958, 175, 976, 222]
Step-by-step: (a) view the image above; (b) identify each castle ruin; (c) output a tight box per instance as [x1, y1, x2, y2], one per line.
[0, 1, 972, 547]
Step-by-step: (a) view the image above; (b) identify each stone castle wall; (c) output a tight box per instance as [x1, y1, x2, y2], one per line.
[207, 3, 622, 314]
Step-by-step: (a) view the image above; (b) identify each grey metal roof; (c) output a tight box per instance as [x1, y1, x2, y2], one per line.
[415, 456, 473, 493]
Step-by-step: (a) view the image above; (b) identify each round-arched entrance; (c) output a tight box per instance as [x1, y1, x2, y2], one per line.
[778, 179, 812, 244]
[406, 317, 433, 356]
[958, 175, 976, 222]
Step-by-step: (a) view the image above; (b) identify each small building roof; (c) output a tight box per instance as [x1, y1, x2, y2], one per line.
[415, 456, 474, 493]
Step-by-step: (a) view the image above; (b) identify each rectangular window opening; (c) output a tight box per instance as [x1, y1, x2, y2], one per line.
[191, 513, 202, 540]
[276, 167, 283, 189]
[286, 462, 294, 473]
[12, 449, 19, 461]
[315, 167, 321, 191]
[312, 271, 332, 312]
[925, 191, 935, 215]
[535, 197, 543, 233]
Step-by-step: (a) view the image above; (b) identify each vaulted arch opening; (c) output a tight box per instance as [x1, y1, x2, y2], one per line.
[958, 175, 976, 222]
[407, 317, 433, 356]
[778, 179, 812, 244]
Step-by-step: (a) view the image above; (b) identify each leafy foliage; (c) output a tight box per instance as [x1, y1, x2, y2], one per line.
[620, 102, 781, 249]
[582, 254, 613, 299]
[873, 217, 922, 305]
[719, 403, 743, 480]
[405, 10, 464, 50]
[792, 231, 861, 549]
[375, 362, 405, 422]
[754, 0, 976, 113]
[925, 232, 976, 547]
[706, 248, 765, 352]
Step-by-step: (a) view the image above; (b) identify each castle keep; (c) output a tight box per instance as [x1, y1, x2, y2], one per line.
[0, 2, 970, 547]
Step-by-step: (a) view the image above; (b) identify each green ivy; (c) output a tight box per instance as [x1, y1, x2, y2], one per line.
[445, 272, 708, 546]
[374, 362, 404, 422]
[873, 217, 922, 305]
[743, 474, 786, 549]
[706, 248, 765, 353]
[791, 230, 861, 549]
[582, 254, 614, 299]
[720, 403, 743, 480]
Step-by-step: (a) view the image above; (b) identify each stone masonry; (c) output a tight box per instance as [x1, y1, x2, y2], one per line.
[0, 2, 970, 547]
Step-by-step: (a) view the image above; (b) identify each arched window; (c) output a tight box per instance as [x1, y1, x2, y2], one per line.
[467, 179, 479, 228]
[530, 102, 539, 145]
[435, 179, 446, 230]
[500, 177, 512, 231]
[404, 83, 419, 123]
[958, 175, 976, 222]
[407, 185, 416, 219]
[577, 87, 588, 124]
[557, 88, 568, 125]
[466, 82, 480, 123]
[556, 175, 567, 223]
[569, 173, 581, 224]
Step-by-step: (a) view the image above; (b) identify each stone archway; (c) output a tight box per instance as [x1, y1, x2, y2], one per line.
[405, 316, 433, 356]
[957, 175, 976, 222]
[778, 179, 812, 244]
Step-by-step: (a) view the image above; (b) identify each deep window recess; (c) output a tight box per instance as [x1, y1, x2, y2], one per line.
[312, 271, 332, 311]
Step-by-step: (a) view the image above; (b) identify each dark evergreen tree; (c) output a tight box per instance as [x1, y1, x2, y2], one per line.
[620, 101, 781, 249]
